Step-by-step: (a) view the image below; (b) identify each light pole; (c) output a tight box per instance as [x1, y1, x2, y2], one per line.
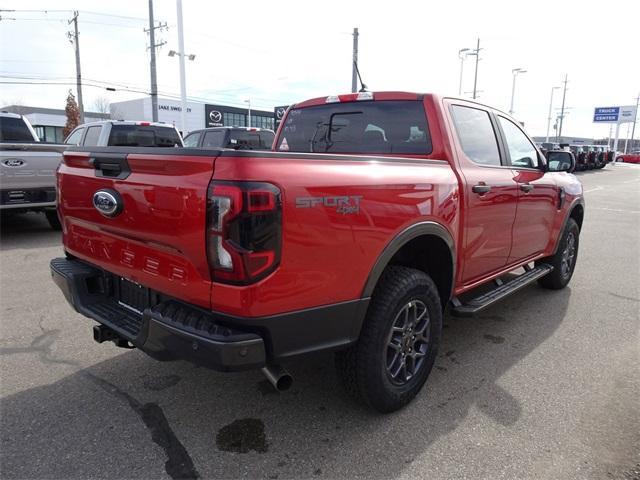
[509, 68, 527, 116]
[458, 48, 470, 96]
[244, 99, 251, 127]
[545, 86, 560, 143]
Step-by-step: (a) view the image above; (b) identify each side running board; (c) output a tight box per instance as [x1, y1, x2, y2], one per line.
[450, 264, 554, 317]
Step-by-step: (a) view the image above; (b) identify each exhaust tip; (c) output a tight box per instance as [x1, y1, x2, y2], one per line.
[275, 373, 293, 391]
[261, 365, 293, 392]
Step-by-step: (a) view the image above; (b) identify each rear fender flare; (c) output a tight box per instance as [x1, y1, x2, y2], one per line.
[361, 221, 456, 299]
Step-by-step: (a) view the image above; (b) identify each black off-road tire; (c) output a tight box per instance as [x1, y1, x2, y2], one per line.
[335, 266, 442, 413]
[45, 209, 62, 231]
[536, 218, 579, 290]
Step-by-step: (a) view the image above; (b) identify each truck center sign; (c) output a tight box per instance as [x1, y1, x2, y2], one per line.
[593, 105, 637, 123]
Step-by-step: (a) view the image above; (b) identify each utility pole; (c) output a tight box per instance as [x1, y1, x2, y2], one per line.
[351, 28, 359, 93]
[557, 74, 568, 140]
[472, 38, 481, 100]
[630, 92, 639, 152]
[175, 0, 187, 135]
[68, 11, 84, 123]
[545, 86, 560, 143]
[458, 48, 470, 96]
[145, 0, 167, 122]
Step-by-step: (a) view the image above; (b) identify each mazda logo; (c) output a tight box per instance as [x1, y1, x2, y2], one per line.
[3, 158, 25, 167]
[276, 108, 286, 120]
[209, 110, 222, 123]
[92, 189, 123, 217]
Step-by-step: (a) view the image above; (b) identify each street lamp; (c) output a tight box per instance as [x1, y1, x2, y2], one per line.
[458, 48, 470, 96]
[167, 48, 195, 134]
[509, 68, 527, 116]
[545, 86, 560, 143]
[244, 98, 251, 127]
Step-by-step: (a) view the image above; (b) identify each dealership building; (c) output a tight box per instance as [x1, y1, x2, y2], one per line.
[2, 97, 287, 142]
[0, 105, 109, 142]
[110, 97, 284, 134]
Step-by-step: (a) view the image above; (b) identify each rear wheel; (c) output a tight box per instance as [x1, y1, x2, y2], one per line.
[45, 209, 61, 231]
[536, 218, 579, 289]
[335, 266, 442, 413]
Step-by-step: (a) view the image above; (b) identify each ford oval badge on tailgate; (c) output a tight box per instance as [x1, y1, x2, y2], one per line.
[92, 189, 123, 217]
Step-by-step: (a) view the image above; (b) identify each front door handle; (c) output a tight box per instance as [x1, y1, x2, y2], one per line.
[519, 183, 534, 193]
[472, 184, 492, 195]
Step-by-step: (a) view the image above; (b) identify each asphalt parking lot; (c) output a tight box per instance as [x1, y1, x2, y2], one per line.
[1, 164, 638, 480]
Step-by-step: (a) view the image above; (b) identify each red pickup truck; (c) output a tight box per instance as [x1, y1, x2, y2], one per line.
[51, 92, 584, 412]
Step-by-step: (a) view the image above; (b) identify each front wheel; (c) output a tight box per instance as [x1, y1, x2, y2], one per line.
[335, 266, 442, 413]
[536, 218, 579, 289]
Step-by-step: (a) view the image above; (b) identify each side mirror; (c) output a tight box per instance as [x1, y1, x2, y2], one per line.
[547, 151, 575, 173]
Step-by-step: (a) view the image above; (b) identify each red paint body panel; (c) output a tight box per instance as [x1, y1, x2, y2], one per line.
[210, 155, 458, 316]
[58, 152, 215, 308]
[57, 92, 584, 320]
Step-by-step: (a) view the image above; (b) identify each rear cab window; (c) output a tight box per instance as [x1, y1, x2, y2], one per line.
[108, 125, 182, 147]
[276, 100, 431, 155]
[0, 117, 36, 142]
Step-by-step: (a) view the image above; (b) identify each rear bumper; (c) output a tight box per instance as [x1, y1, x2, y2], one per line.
[50, 257, 266, 371]
[0, 187, 56, 209]
[50, 257, 369, 371]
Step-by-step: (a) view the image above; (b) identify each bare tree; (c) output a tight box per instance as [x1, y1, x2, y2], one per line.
[91, 96, 111, 115]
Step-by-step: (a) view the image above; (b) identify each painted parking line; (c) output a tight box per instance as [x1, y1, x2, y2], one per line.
[584, 186, 604, 193]
[591, 207, 640, 214]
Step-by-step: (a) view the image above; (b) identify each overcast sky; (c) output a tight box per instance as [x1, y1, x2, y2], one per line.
[1, 0, 638, 139]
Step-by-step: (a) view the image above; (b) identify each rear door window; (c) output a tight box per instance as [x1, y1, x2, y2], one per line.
[183, 132, 201, 147]
[276, 100, 431, 155]
[108, 125, 182, 147]
[65, 128, 84, 145]
[83, 126, 102, 146]
[450, 105, 501, 166]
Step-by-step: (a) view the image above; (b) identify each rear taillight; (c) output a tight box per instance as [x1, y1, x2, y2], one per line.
[206, 181, 281, 284]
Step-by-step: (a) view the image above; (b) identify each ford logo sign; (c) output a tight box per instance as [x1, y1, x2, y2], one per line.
[3, 158, 25, 167]
[92, 189, 123, 217]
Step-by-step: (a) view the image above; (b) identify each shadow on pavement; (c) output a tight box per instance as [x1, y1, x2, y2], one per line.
[0, 285, 571, 479]
[0, 211, 61, 251]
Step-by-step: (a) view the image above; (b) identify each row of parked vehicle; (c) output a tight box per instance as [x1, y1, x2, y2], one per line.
[0, 111, 275, 229]
[537, 142, 615, 172]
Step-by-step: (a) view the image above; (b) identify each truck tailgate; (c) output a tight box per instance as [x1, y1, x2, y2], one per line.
[58, 149, 218, 308]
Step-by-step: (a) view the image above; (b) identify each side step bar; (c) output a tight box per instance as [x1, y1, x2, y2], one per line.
[450, 264, 554, 317]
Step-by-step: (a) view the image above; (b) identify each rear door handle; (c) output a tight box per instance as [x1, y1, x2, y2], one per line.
[472, 184, 492, 195]
[519, 183, 534, 193]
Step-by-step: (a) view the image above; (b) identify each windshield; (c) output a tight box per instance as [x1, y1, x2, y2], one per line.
[0, 116, 36, 143]
[276, 100, 431, 155]
[108, 125, 182, 147]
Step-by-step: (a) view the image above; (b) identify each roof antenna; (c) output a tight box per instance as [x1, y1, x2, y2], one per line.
[353, 61, 368, 92]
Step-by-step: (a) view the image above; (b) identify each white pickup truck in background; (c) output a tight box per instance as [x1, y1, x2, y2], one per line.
[1, 115, 184, 230]
[0, 112, 66, 229]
